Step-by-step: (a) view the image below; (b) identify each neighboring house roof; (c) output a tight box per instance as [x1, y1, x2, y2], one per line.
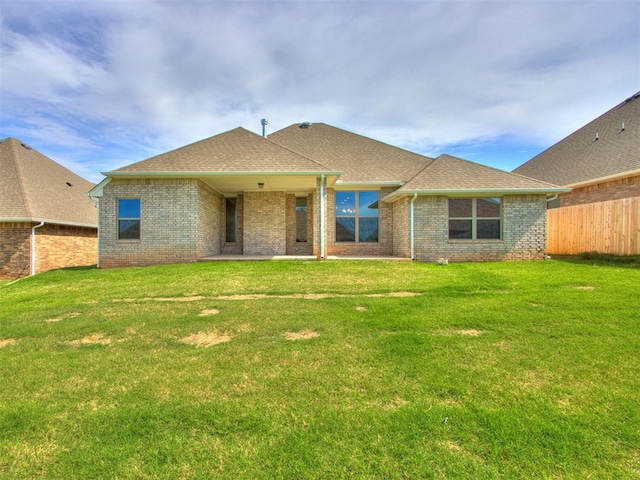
[513, 91, 640, 187]
[0, 137, 97, 227]
[113, 127, 337, 175]
[384, 154, 568, 201]
[268, 123, 432, 184]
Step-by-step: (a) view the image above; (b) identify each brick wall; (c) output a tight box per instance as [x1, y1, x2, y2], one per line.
[392, 197, 411, 258]
[325, 187, 395, 256]
[0, 223, 31, 279]
[243, 191, 286, 255]
[99, 178, 206, 268]
[196, 182, 221, 257]
[0, 222, 97, 278]
[559, 174, 640, 207]
[413, 195, 548, 262]
[35, 224, 97, 273]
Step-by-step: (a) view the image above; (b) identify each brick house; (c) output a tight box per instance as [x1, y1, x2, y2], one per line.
[0, 138, 98, 278]
[89, 123, 566, 267]
[514, 91, 640, 208]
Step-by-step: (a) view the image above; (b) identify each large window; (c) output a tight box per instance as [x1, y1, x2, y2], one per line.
[335, 191, 379, 242]
[296, 197, 308, 242]
[117, 198, 140, 240]
[225, 198, 237, 243]
[448, 198, 501, 240]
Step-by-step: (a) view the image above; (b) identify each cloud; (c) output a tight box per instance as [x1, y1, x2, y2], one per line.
[1, 0, 638, 181]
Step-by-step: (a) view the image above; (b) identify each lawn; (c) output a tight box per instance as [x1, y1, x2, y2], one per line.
[1, 260, 639, 479]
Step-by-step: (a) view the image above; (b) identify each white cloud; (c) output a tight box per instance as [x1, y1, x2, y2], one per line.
[1, 0, 638, 180]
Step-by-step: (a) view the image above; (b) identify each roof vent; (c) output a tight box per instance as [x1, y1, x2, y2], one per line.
[594, 132, 599, 141]
[299, 122, 312, 129]
[621, 122, 625, 131]
[66, 182, 73, 187]
[21, 143, 32, 150]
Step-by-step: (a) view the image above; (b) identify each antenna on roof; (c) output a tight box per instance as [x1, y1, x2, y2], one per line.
[261, 118, 268, 138]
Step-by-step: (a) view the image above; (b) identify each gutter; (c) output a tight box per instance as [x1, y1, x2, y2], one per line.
[320, 174, 325, 259]
[31, 221, 45, 276]
[410, 193, 417, 261]
[382, 187, 571, 203]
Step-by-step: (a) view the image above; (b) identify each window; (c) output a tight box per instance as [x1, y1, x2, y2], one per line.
[448, 198, 501, 240]
[117, 198, 140, 240]
[335, 191, 379, 242]
[296, 197, 308, 242]
[225, 198, 237, 243]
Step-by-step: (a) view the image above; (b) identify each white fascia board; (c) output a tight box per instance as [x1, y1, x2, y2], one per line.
[333, 180, 404, 188]
[87, 177, 112, 198]
[382, 187, 572, 203]
[0, 217, 98, 228]
[564, 168, 640, 189]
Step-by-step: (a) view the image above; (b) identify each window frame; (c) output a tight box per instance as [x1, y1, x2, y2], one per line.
[334, 190, 379, 243]
[448, 197, 502, 241]
[117, 198, 141, 240]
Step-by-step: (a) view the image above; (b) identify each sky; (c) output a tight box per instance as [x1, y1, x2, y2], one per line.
[1, 0, 639, 184]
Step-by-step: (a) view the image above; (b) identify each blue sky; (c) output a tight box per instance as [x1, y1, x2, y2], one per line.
[1, 0, 638, 183]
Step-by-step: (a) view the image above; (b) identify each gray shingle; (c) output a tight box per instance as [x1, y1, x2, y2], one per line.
[0, 138, 97, 226]
[115, 127, 335, 174]
[514, 92, 640, 186]
[268, 123, 432, 183]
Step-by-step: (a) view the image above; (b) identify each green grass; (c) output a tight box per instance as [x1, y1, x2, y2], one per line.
[1, 260, 639, 479]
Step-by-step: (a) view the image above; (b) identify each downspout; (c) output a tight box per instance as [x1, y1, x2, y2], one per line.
[410, 193, 417, 260]
[320, 175, 325, 259]
[88, 195, 100, 268]
[31, 221, 45, 276]
[546, 194, 558, 204]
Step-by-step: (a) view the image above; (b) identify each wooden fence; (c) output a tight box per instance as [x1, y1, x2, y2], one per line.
[546, 197, 640, 255]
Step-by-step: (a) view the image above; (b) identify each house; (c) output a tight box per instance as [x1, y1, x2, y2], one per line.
[514, 92, 640, 207]
[89, 123, 567, 267]
[0, 138, 98, 278]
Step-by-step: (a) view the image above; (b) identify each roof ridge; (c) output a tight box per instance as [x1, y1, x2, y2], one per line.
[264, 129, 338, 173]
[293, 123, 435, 162]
[5, 138, 31, 217]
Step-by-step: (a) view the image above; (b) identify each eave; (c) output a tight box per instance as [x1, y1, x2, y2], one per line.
[382, 187, 572, 203]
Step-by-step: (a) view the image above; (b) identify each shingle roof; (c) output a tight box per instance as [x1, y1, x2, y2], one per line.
[268, 123, 432, 183]
[113, 127, 336, 174]
[513, 92, 640, 186]
[389, 154, 565, 198]
[0, 138, 97, 227]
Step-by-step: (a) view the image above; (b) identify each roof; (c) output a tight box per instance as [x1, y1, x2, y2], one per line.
[0, 138, 97, 227]
[268, 123, 432, 184]
[384, 154, 568, 201]
[513, 92, 640, 187]
[112, 127, 337, 175]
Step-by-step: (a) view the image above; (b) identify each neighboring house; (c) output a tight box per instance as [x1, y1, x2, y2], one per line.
[89, 123, 566, 267]
[0, 138, 98, 278]
[514, 91, 640, 207]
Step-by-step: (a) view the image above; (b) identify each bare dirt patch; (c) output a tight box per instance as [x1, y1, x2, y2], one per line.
[356, 306, 367, 311]
[46, 312, 81, 323]
[67, 333, 111, 347]
[0, 338, 18, 348]
[283, 330, 320, 341]
[198, 308, 220, 316]
[574, 286, 596, 291]
[436, 329, 485, 337]
[115, 296, 204, 303]
[180, 331, 232, 348]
